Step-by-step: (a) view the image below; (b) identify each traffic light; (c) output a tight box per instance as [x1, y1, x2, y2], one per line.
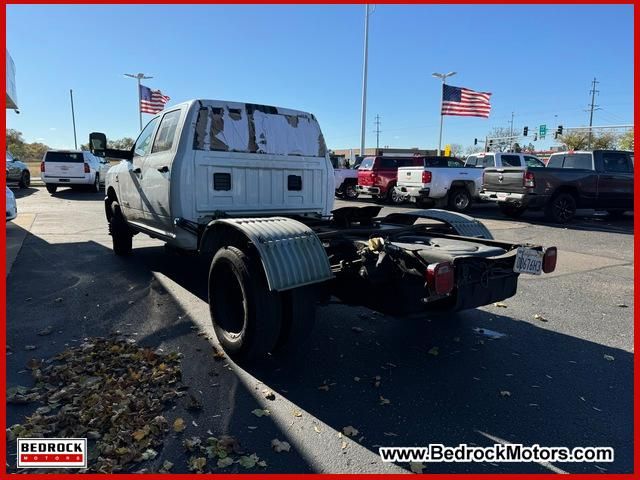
[557, 125, 563, 135]
[523, 126, 528, 136]
[474, 138, 478, 145]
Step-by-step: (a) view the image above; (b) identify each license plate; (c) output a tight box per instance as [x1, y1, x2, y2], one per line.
[496, 192, 508, 200]
[513, 247, 543, 275]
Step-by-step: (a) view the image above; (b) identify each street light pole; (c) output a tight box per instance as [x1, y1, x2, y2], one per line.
[69, 89, 77, 150]
[124, 72, 153, 131]
[432, 71, 456, 156]
[359, 4, 370, 157]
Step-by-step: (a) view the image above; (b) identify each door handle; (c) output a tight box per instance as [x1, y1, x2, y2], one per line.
[132, 167, 141, 174]
[157, 166, 169, 173]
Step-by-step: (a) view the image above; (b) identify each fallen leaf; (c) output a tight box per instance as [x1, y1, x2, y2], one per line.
[188, 456, 207, 472]
[159, 460, 174, 472]
[410, 462, 425, 473]
[379, 395, 391, 406]
[271, 438, 291, 453]
[238, 454, 259, 469]
[140, 448, 157, 461]
[500, 390, 511, 397]
[603, 354, 615, 361]
[257, 460, 267, 467]
[353, 376, 361, 382]
[252, 408, 271, 417]
[262, 389, 276, 401]
[132, 426, 150, 442]
[217, 457, 234, 468]
[427, 346, 439, 356]
[293, 410, 302, 418]
[533, 314, 548, 322]
[173, 417, 186, 432]
[343, 426, 359, 437]
[184, 436, 202, 451]
[341, 440, 348, 449]
[314, 426, 321, 433]
[494, 302, 508, 308]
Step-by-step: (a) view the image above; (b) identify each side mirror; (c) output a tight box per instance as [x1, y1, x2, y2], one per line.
[89, 132, 107, 157]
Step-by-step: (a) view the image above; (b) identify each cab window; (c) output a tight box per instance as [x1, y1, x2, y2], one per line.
[525, 156, 545, 167]
[152, 110, 181, 154]
[465, 156, 477, 167]
[602, 152, 632, 173]
[482, 155, 495, 167]
[501, 154, 521, 167]
[134, 118, 160, 157]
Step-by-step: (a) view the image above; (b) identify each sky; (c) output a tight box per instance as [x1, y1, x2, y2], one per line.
[5, 4, 634, 152]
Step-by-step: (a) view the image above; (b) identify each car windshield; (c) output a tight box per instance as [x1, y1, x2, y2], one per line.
[45, 152, 84, 163]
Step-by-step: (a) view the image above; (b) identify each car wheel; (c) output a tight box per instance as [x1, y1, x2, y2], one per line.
[109, 201, 133, 255]
[46, 184, 57, 194]
[545, 192, 576, 223]
[447, 187, 473, 213]
[498, 203, 526, 218]
[209, 246, 282, 363]
[19, 171, 30, 189]
[274, 286, 317, 359]
[344, 183, 359, 200]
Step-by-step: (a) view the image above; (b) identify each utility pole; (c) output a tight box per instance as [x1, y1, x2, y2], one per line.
[124, 72, 153, 131]
[509, 112, 515, 138]
[432, 71, 457, 156]
[359, 5, 371, 156]
[69, 89, 77, 150]
[587, 77, 600, 148]
[373, 114, 381, 150]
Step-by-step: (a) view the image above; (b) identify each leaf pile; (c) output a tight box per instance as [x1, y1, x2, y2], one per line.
[7, 337, 183, 473]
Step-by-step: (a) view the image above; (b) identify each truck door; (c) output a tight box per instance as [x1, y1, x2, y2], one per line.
[119, 117, 159, 223]
[140, 108, 182, 233]
[596, 151, 634, 209]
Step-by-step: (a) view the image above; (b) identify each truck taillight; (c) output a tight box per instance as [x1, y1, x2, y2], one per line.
[422, 171, 432, 183]
[84, 163, 90, 173]
[542, 247, 557, 273]
[40, 161, 45, 172]
[524, 171, 535, 188]
[426, 262, 455, 295]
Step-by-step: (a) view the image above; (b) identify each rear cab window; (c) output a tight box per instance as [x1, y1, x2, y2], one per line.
[525, 156, 545, 167]
[378, 158, 397, 169]
[500, 154, 521, 167]
[44, 152, 84, 163]
[359, 158, 374, 170]
[481, 155, 495, 167]
[601, 151, 632, 173]
[563, 153, 593, 169]
[465, 156, 477, 167]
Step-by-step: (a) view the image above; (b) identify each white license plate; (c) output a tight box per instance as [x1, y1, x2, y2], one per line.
[513, 247, 543, 275]
[496, 192, 508, 200]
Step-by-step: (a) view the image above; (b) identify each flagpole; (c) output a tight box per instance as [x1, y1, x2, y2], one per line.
[432, 71, 456, 156]
[124, 72, 153, 131]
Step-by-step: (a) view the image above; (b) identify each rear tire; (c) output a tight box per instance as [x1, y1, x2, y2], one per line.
[498, 203, 526, 218]
[19, 171, 30, 189]
[344, 183, 359, 200]
[209, 246, 281, 363]
[109, 202, 133, 256]
[387, 185, 403, 205]
[46, 184, 57, 194]
[545, 192, 576, 223]
[447, 187, 473, 213]
[274, 286, 317, 358]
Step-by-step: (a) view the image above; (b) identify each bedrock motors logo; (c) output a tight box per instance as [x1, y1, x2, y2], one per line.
[17, 438, 87, 468]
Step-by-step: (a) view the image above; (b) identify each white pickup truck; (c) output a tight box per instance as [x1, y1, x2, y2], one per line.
[395, 156, 482, 212]
[331, 156, 359, 200]
[89, 99, 557, 363]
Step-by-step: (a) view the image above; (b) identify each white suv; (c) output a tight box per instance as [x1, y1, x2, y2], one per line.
[41, 150, 111, 194]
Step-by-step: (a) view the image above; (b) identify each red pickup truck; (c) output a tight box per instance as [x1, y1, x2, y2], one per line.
[357, 156, 424, 204]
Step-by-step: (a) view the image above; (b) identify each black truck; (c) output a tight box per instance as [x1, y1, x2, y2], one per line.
[481, 150, 634, 223]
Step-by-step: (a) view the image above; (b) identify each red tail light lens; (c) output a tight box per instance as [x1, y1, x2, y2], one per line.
[422, 171, 432, 183]
[84, 163, 90, 173]
[542, 247, 557, 273]
[426, 262, 455, 295]
[524, 171, 535, 188]
[40, 161, 45, 172]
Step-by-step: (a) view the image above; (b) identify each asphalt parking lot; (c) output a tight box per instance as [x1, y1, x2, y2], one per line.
[6, 186, 634, 473]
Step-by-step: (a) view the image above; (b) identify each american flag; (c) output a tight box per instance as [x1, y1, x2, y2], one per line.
[441, 84, 491, 118]
[140, 84, 170, 114]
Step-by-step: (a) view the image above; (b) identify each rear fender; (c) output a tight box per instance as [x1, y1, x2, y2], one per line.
[200, 217, 333, 291]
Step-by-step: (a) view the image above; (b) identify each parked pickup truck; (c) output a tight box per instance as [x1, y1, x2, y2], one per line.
[331, 156, 359, 200]
[395, 156, 481, 213]
[481, 150, 634, 222]
[357, 156, 424, 204]
[89, 99, 557, 363]
[464, 152, 545, 170]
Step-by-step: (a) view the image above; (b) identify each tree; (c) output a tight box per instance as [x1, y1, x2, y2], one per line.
[80, 137, 135, 153]
[558, 129, 618, 150]
[591, 131, 618, 150]
[618, 129, 634, 151]
[486, 127, 515, 152]
[6, 129, 49, 162]
[449, 143, 463, 157]
[465, 145, 484, 156]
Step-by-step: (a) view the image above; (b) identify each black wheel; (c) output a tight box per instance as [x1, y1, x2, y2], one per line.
[274, 286, 317, 358]
[447, 187, 473, 213]
[386, 185, 404, 205]
[108, 201, 133, 256]
[209, 246, 282, 362]
[545, 192, 576, 223]
[344, 183, 359, 200]
[19, 171, 30, 189]
[498, 203, 526, 218]
[92, 175, 100, 193]
[46, 184, 57, 194]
